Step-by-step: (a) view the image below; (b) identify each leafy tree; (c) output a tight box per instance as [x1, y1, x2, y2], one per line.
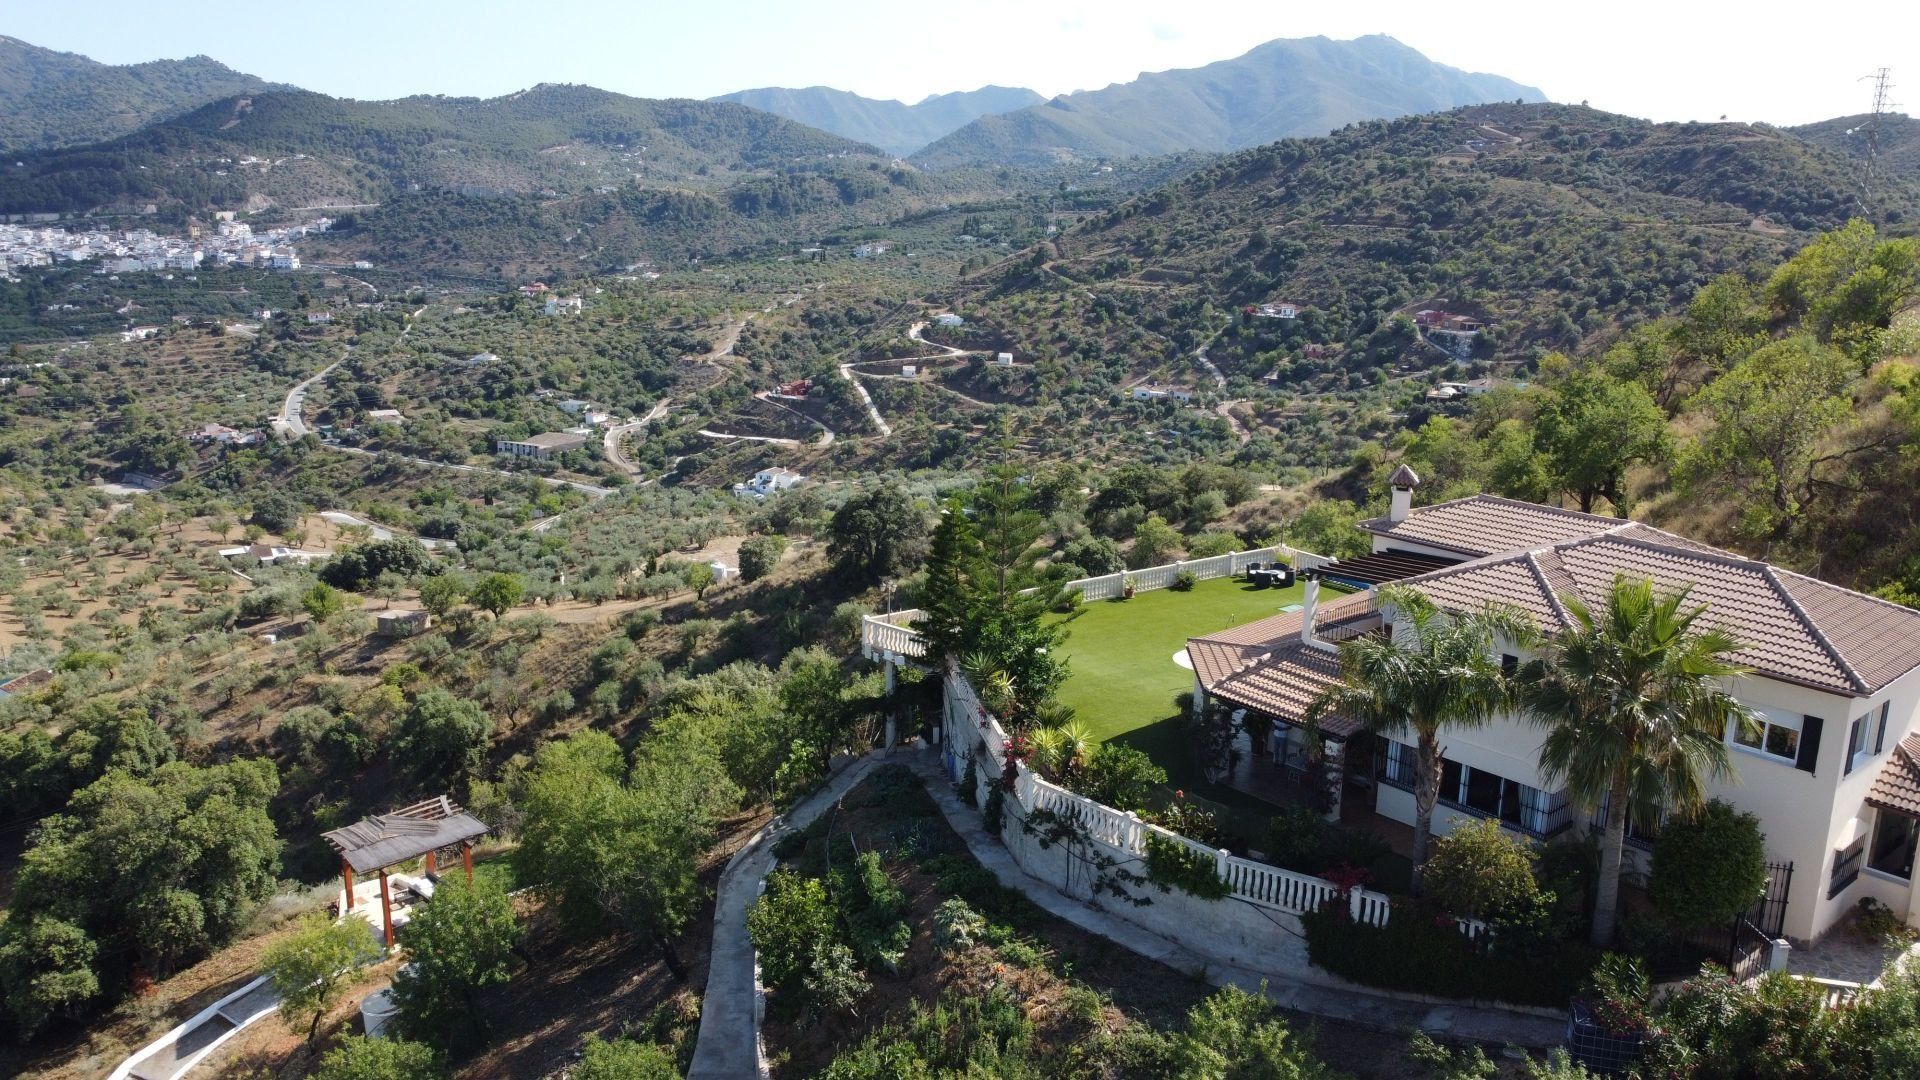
[1129, 513, 1182, 568]
[576, 1035, 682, 1080]
[1421, 817, 1542, 924]
[1519, 577, 1748, 946]
[303, 582, 348, 623]
[1767, 218, 1920, 359]
[1078, 743, 1167, 811]
[1648, 798, 1767, 930]
[1531, 370, 1668, 515]
[468, 572, 524, 617]
[263, 913, 382, 1046]
[0, 759, 281, 1034]
[417, 573, 465, 618]
[390, 875, 519, 1050]
[321, 539, 440, 592]
[1280, 500, 1369, 559]
[312, 1035, 445, 1080]
[686, 561, 716, 600]
[1058, 533, 1125, 576]
[1306, 586, 1530, 894]
[826, 485, 927, 585]
[514, 729, 738, 979]
[737, 534, 788, 582]
[1677, 334, 1855, 540]
[748, 869, 837, 992]
[392, 689, 492, 776]
[250, 492, 304, 535]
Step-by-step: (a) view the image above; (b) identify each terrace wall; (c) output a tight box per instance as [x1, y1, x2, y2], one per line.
[937, 668, 1482, 951]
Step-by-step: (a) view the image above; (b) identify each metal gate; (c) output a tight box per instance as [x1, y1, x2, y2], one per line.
[1747, 860, 1793, 938]
[1725, 860, 1794, 983]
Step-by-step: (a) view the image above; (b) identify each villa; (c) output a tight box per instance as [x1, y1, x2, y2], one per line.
[1187, 468, 1920, 944]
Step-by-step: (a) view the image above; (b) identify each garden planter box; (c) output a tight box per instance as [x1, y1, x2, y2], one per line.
[1566, 1000, 1645, 1074]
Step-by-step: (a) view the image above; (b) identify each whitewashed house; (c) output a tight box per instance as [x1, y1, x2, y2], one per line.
[732, 467, 803, 499]
[1188, 469, 1920, 944]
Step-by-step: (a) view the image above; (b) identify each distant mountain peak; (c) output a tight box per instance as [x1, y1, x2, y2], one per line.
[913, 34, 1545, 168]
[712, 83, 1044, 156]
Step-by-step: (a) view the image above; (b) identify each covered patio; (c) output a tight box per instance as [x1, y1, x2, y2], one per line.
[323, 795, 491, 947]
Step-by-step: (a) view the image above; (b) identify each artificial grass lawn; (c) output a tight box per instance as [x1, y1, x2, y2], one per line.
[1051, 575, 1307, 744]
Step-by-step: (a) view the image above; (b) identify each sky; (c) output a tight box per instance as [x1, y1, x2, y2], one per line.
[7, 0, 1914, 127]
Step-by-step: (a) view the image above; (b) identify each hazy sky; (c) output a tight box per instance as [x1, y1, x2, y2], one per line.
[7, 1, 1913, 126]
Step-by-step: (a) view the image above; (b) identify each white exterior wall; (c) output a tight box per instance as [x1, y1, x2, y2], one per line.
[1365, 603, 1920, 944]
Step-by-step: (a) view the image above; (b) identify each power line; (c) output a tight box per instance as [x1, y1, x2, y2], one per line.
[1859, 67, 1898, 208]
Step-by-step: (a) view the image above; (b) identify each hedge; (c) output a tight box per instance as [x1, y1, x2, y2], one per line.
[1301, 898, 1598, 1009]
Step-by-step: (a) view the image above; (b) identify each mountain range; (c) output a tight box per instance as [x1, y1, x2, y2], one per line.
[712, 85, 1043, 156]
[911, 35, 1545, 167]
[0, 34, 285, 151]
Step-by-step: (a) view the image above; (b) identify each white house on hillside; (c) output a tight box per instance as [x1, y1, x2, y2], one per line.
[732, 467, 803, 499]
[1189, 469, 1920, 945]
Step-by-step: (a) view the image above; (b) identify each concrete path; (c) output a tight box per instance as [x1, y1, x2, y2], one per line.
[904, 753, 1566, 1049]
[687, 755, 885, 1079]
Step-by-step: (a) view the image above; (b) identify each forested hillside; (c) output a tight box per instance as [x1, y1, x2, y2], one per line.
[0, 85, 884, 216]
[1792, 112, 1920, 186]
[955, 103, 1913, 390]
[0, 35, 282, 151]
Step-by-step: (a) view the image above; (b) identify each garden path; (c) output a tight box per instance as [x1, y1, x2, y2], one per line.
[688, 753, 887, 1080]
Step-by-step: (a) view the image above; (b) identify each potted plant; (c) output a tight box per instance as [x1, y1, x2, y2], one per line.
[1569, 953, 1650, 1073]
[1121, 574, 1137, 599]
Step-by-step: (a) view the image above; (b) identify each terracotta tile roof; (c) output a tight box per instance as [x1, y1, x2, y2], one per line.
[1868, 734, 1920, 818]
[1361, 494, 1645, 557]
[1393, 531, 1920, 696]
[1187, 593, 1379, 738]
[1207, 494, 1920, 717]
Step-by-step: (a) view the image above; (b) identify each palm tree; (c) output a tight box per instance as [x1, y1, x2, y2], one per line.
[1519, 576, 1750, 947]
[1305, 585, 1532, 895]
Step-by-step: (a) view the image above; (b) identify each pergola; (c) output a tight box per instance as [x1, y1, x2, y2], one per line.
[322, 795, 491, 946]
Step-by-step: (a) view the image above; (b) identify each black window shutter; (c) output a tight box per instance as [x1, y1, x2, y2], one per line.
[1876, 703, 1890, 754]
[1797, 715, 1823, 774]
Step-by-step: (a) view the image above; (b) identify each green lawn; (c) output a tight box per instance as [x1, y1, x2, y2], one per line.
[1052, 575, 1307, 745]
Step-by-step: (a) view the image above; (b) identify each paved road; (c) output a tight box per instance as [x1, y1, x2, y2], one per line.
[318, 509, 456, 550]
[753, 393, 835, 446]
[274, 351, 346, 438]
[329, 445, 614, 498]
[688, 755, 885, 1080]
[604, 398, 671, 475]
[834, 363, 894, 438]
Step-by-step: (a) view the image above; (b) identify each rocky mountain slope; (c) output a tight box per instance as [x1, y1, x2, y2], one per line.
[713, 84, 1043, 156]
[0, 35, 285, 151]
[911, 35, 1543, 168]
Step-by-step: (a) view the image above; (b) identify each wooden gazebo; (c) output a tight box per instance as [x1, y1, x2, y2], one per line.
[322, 796, 491, 946]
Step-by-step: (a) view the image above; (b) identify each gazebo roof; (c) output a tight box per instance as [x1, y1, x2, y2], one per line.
[323, 795, 490, 875]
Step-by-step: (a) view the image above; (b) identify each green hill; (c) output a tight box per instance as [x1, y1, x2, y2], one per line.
[0, 84, 887, 216]
[713, 85, 1043, 156]
[0, 34, 285, 151]
[949, 103, 1917, 405]
[911, 35, 1542, 168]
[1790, 112, 1920, 192]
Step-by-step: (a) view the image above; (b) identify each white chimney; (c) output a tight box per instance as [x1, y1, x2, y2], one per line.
[1300, 576, 1332, 651]
[1387, 463, 1421, 524]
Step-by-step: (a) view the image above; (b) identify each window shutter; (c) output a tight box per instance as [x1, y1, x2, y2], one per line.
[1797, 715, 1823, 774]
[1846, 718, 1861, 776]
[1876, 702, 1890, 754]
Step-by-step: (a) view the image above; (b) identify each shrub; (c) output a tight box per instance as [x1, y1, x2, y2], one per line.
[982, 784, 1004, 835]
[1144, 834, 1228, 900]
[738, 534, 788, 582]
[312, 1035, 444, 1080]
[1422, 817, 1543, 923]
[1638, 969, 1842, 1078]
[390, 689, 491, 777]
[747, 869, 836, 991]
[1300, 898, 1598, 1008]
[575, 1035, 680, 1080]
[1648, 798, 1767, 930]
[834, 850, 909, 970]
[1264, 806, 1387, 878]
[1170, 569, 1198, 592]
[804, 942, 870, 1013]
[1078, 743, 1167, 811]
[390, 876, 519, 1050]
[932, 898, 987, 952]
